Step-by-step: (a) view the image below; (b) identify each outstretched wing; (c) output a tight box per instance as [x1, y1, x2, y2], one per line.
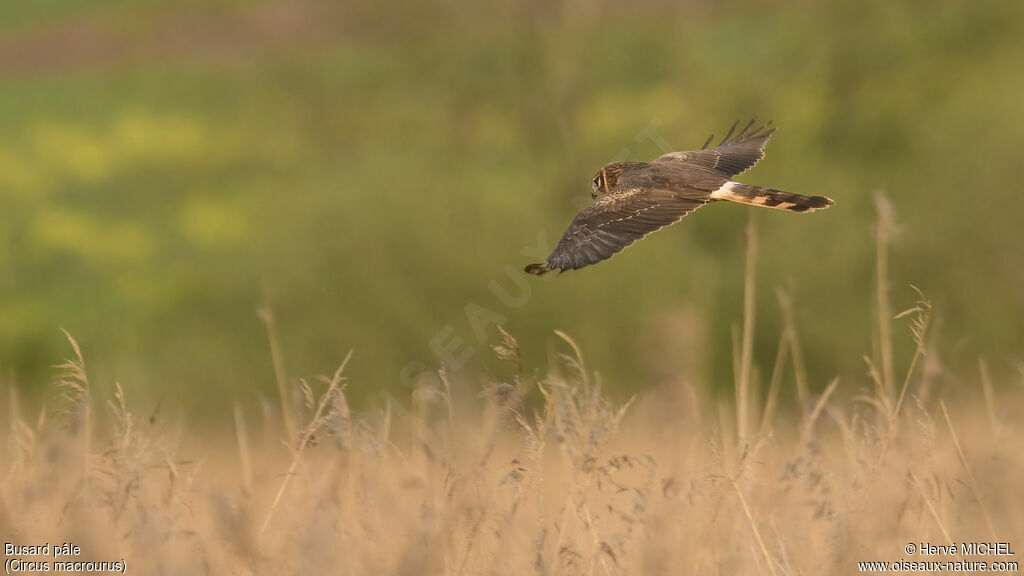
[653, 119, 774, 178]
[525, 188, 707, 274]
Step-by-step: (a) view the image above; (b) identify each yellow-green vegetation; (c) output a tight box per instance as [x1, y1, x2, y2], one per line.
[2, 207, 1021, 573]
[2, 1, 1024, 408]
[2, 3, 1023, 570]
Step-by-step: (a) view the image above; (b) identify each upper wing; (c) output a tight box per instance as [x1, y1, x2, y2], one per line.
[652, 120, 775, 178]
[525, 188, 707, 274]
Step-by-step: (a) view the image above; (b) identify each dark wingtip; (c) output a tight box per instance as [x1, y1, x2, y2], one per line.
[719, 118, 775, 146]
[718, 120, 739, 147]
[525, 263, 551, 276]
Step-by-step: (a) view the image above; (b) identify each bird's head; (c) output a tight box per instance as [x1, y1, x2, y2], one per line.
[591, 162, 635, 199]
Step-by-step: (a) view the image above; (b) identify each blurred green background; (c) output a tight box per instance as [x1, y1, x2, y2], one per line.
[2, 0, 1023, 415]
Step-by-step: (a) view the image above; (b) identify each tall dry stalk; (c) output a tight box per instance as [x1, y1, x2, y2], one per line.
[758, 326, 788, 437]
[891, 287, 931, 422]
[736, 214, 758, 441]
[940, 400, 997, 539]
[56, 330, 91, 481]
[801, 378, 838, 445]
[978, 358, 999, 435]
[258, 349, 353, 537]
[776, 289, 810, 414]
[874, 194, 895, 399]
[733, 480, 778, 576]
[234, 401, 254, 494]
[258, 306, 297, 442]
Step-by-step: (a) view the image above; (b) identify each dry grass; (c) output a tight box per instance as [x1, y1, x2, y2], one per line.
[2, 202, 1022, 575]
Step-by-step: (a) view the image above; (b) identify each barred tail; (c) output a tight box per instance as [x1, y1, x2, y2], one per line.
[710, 182, 833, 213]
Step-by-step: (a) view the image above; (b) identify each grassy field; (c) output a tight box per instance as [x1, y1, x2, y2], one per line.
[2, 0, 1024, 410]
[2, 2, 1023, 572]
[3, 210, 1021, 574]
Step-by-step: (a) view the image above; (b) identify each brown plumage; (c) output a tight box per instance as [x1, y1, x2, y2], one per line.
[525, 120, 833, 275]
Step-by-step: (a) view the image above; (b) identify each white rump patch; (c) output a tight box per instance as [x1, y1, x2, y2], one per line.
[709, 181, 742, 200]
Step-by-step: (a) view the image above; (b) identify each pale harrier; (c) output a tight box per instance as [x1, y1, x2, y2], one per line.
[525, 121, 832, 275]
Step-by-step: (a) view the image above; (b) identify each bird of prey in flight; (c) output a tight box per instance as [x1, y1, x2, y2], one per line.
[525, 120, 833, 275]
